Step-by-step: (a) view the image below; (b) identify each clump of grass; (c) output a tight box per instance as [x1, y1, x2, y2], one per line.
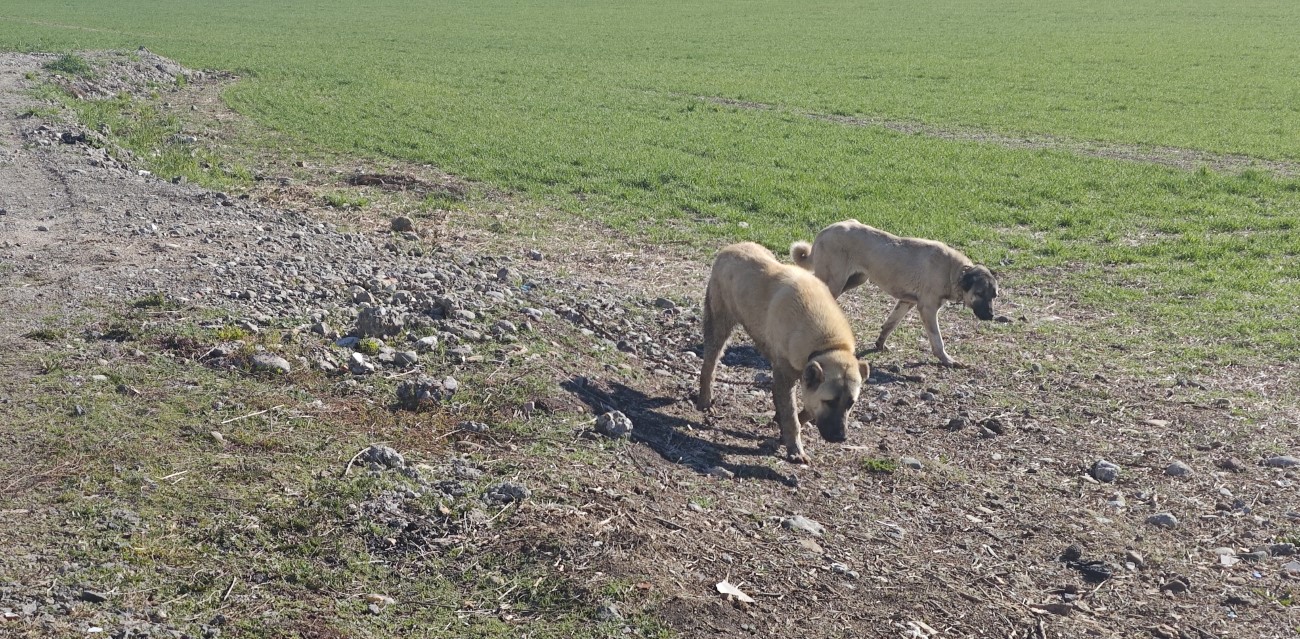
[862, 458, 899, 474]
[43, 53, 93, 78]
[131, 292, 178, 309]
[323, 191, 370, 209]
[24, 328, 66, 342]
[357, 337, 382, 355]
[215, 325, 249, 341]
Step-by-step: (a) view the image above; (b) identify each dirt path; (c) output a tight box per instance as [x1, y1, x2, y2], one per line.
[703, 95, 1300, 177]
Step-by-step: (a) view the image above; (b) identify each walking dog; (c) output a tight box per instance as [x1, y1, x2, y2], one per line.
[791, 220, 998, 367]
[698, 242, 869, 464]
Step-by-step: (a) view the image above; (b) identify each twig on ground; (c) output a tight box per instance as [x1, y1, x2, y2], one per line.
[220, 404, 283, 425]
[341, 447, 369, 478]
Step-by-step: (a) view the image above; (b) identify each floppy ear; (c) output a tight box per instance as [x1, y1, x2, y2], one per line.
[959, 266, 979, 291]
[858, 361, 871, 380]
[802, 360, 824, 388]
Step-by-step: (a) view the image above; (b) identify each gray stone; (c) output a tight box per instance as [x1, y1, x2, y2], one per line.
[356, 306, 404, 338]
[310, 321, 333, 336]
[595, 410, 634, 439]
[900, 456, 924, 470]
[442, 376, 459, 393]
[394, 351, 419, 367]
[487, 482, 530, 503]
[349, 352, 375, 374]
[390, 216, 414, 232]
[361, 445, 405, 470]
[1091, 459, 1121, 483]
[1165, 461, 1193, 477]
[781, 515, 825, 537]
[1264, 455, 1300, 468]
[653, 297, 676, 310]
[596, 601, 623, 621]
[1146, 513, 1179, 529]
[79, 590, 107, 604]
[1270, 543, 1296, 557]
[527, 249, 543, 261]
[336, 336, 360, 348]
[396, 377, 446, 410]
[415, 335, 439, 352]
[249, 352, 291, 375]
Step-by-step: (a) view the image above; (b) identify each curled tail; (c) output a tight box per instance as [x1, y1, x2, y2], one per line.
[789, 241, 814, 270]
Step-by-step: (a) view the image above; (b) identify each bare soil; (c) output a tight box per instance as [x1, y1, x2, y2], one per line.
[2, 52, 1299, 639]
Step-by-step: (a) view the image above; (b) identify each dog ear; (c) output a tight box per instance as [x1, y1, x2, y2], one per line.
[802, 360, 824, 388]
[858, 361, 870, 380]
[959, 266, 980, 292]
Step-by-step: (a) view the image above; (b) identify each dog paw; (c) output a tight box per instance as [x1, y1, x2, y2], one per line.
[939, 360, 966, 369]
[874, 342, 891, 353]
[787, 452, 813, 466]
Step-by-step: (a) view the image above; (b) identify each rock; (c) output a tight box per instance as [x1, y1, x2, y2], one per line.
[527, 249, 543, 261]
[944, 417, 969, 431]
[1161, 577, 1190, 594]
[1217, 457, 1247, 473]
[80, 590, 108, 604]
[1284, 561, 1300, 576]
[979, 417, 1006, 434]
[1090, 459, 1120, 483]
[394, 351, 419, 367]
[1165, 461, 1193, 477]
[415, 335, 439, 352]
[458, 420, 489, 433]
[210, 431, 226, 444]
[900, 456, 924, 470]
[707, 466, 735, 479]
[1271, 543, 1296, 557]
[336, 336, 360, 348]
[1125, 549, 1146, 569]
[919, 391, 937, 402]
[595, 601, 623, 621]
[1146, 512, 1179, 529]
[653, 297, 676, 310]
[595, 410, 634, 439]
[1264, 455, 1300, 468]
[1060, 544, 1084, 562]
[396, 376, 447, 410]
[249, 352, 291, 374]
[1073, 561, 1113, 583]
[486, 482, 530, 503]
[781, 515, 824, 537]
[356, 306, 404, 338]
[390, 216, 414, 232]
[830, 562, 860, 579]
[442, 376, 459, 392]
[349, 352, 375, 374]
[310, 321, 333, 336]
[360, 445, 405, 470]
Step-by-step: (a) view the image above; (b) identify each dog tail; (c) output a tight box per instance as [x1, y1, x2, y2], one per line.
[789, 241, 814, 270]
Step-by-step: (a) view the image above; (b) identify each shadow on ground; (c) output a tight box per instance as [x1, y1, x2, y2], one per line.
[561, 376, 795, 486]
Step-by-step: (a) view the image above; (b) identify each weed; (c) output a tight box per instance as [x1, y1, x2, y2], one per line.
[23, 327, 66, 341]
[323, 191, 370, 210]
[357, 337, 382, 355]
[43, 53, 93, 77]
[862, 458, 899, 474]
[130, 292, 177, 309]
[214, 325, 249, 341]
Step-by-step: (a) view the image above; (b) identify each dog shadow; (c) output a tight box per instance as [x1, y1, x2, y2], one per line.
[685, 344, 770, 371]
[561, 377, 795, 486]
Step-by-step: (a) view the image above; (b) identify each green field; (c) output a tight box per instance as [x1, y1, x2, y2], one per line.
[3, 0, 1300, 356]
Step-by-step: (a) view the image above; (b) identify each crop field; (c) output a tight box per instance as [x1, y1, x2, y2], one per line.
[2, 1, 1300, 638]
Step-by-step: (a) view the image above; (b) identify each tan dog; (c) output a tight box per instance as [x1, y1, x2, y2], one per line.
[790, 219, 999, 367]
[698, 242, 869, 464]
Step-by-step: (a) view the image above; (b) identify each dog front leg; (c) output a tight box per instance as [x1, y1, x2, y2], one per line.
[875, 300, 913, 352]
[772, 369, 810, 464]
[918, 304, 959, 367]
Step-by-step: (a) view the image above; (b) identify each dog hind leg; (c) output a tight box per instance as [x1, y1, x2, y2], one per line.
[697, 288, 735, 410]
[875, 300, 914, 352]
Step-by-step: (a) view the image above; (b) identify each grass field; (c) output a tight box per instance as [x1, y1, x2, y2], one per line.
[2, 0, 1299, 357]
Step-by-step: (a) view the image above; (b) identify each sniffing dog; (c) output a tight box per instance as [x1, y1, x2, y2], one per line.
[698, 242, 869, 464]
[790, 219, 998, 367]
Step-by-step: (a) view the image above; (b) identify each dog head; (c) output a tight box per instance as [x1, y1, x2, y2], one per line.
[801, 351, 869, 443]
[959, 265, 998, 321]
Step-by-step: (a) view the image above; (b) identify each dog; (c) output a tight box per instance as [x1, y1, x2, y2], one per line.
[697, 242, 869, 464]
[790, 219, 998, 367]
